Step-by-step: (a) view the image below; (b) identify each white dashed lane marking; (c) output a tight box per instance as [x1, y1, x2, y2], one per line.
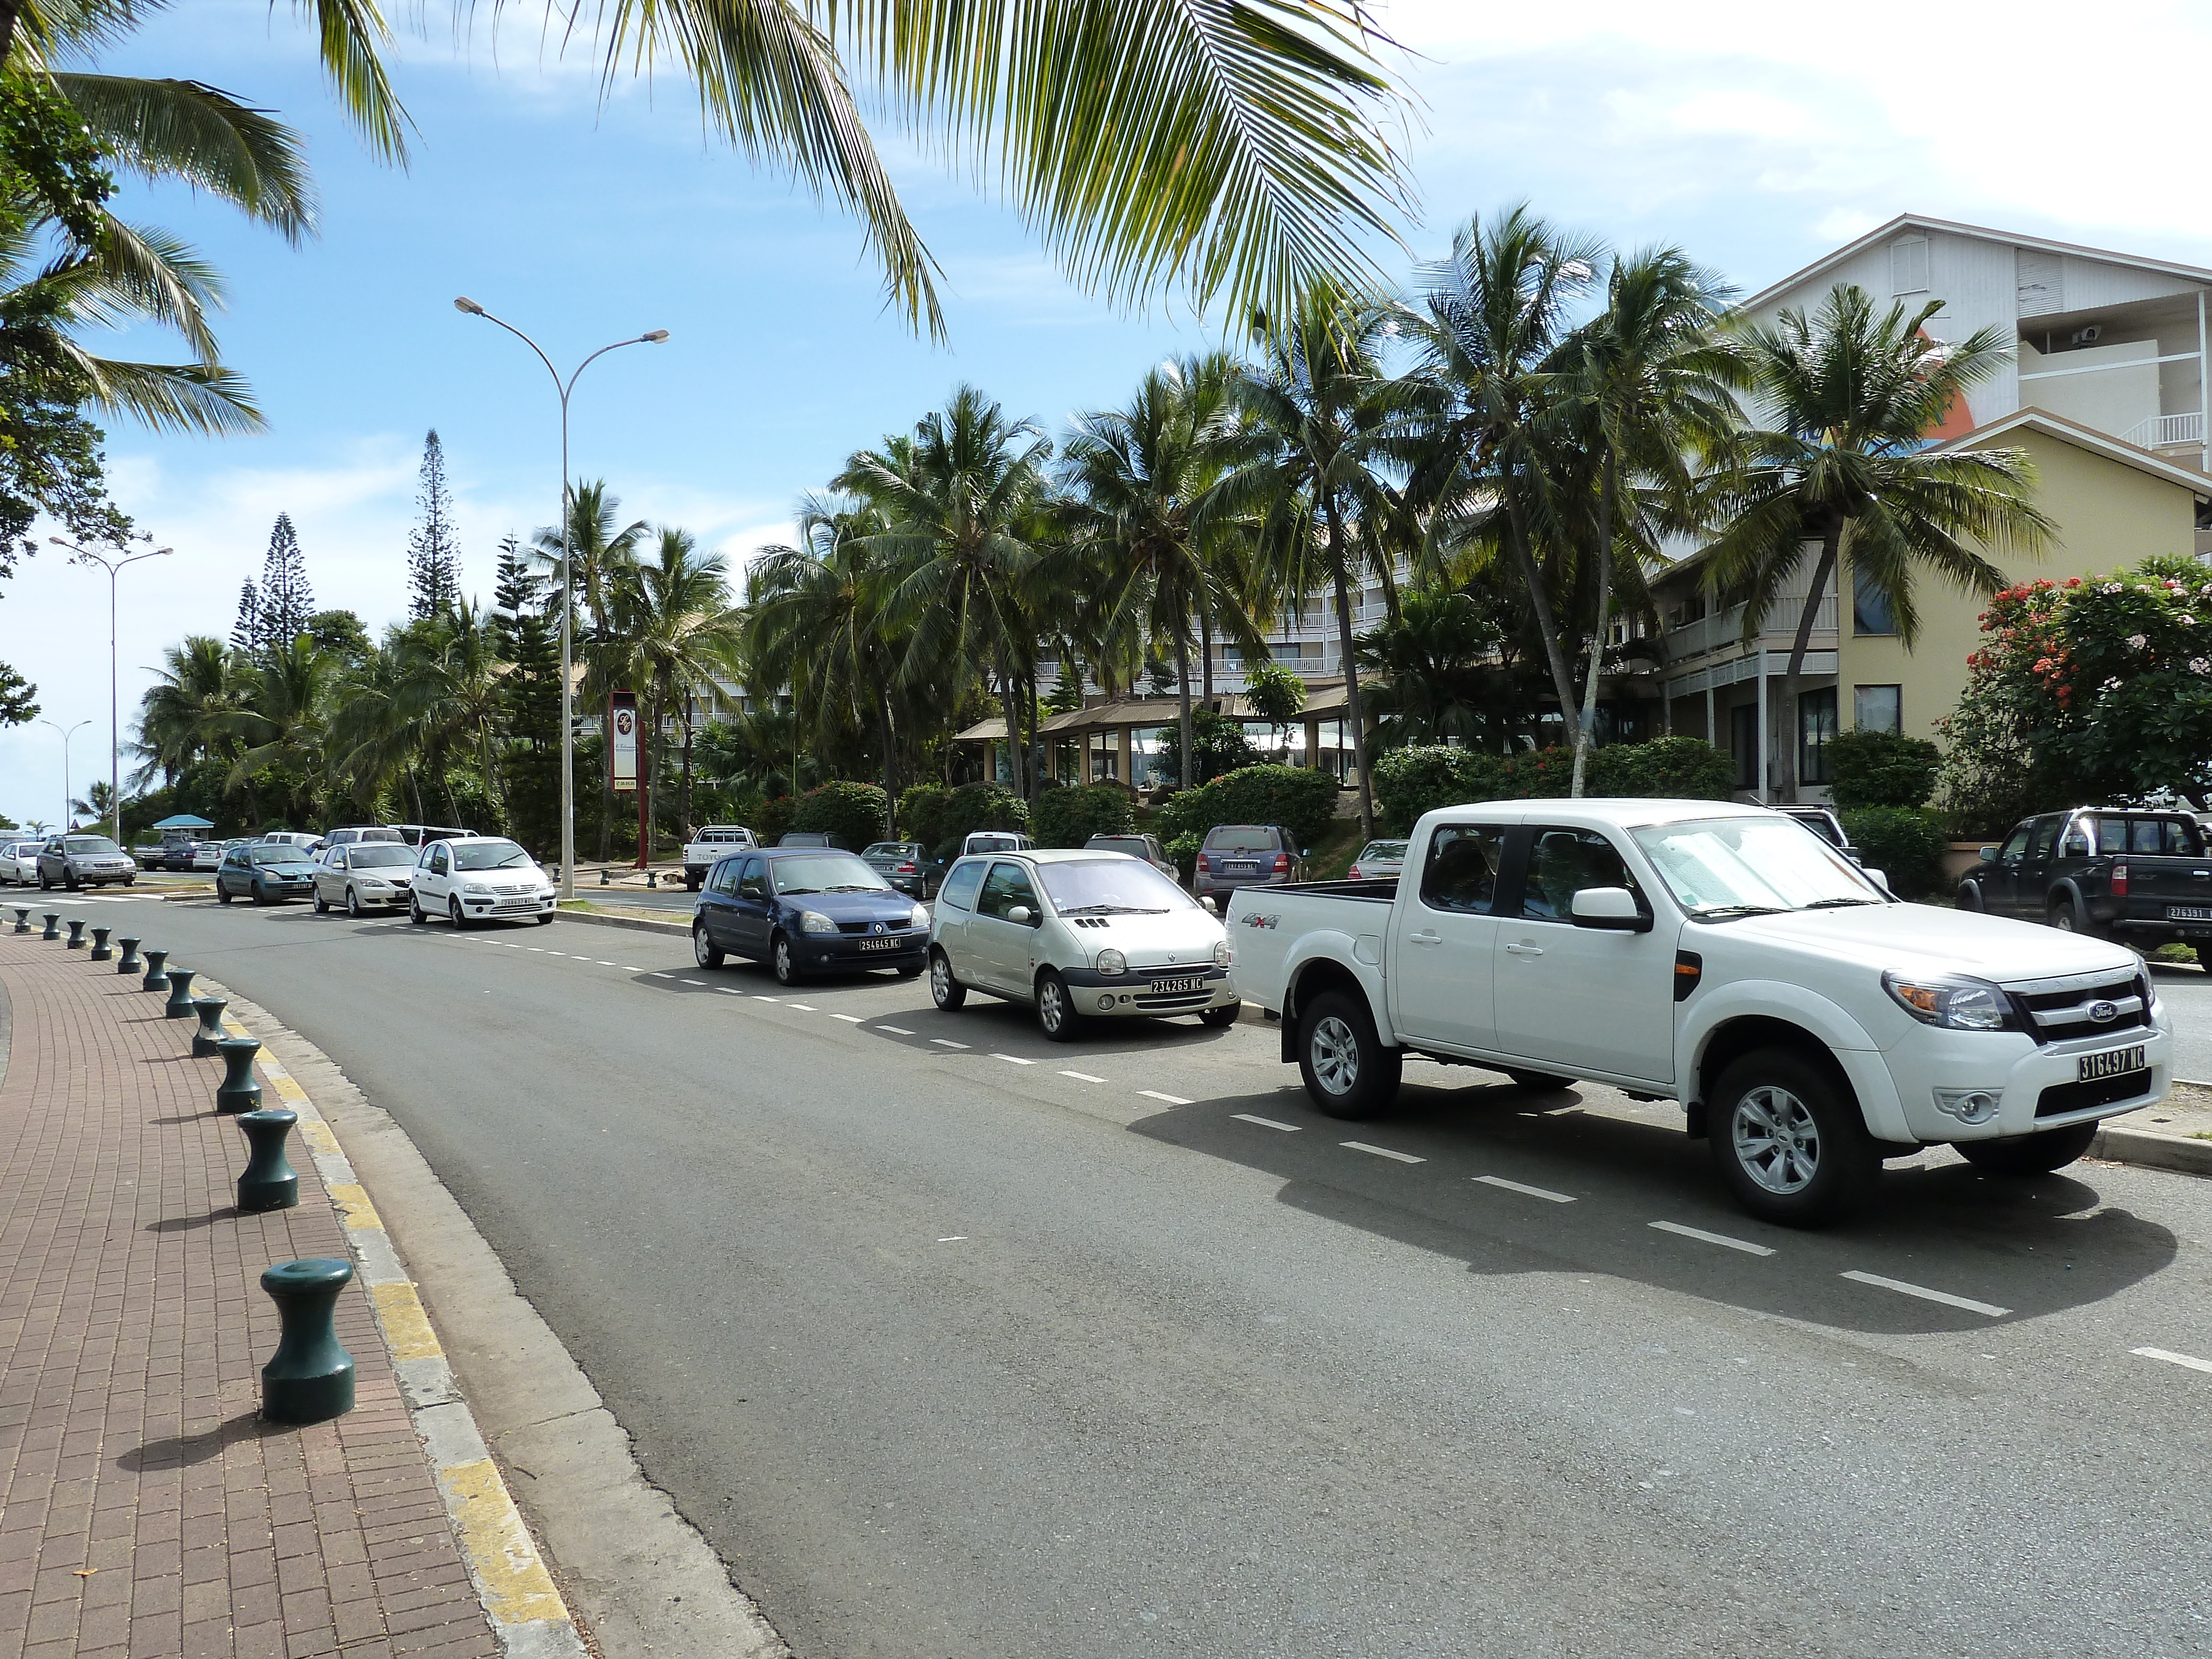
[992, 1053, 1035, 1066]
[1473, 1175, 1575, 1203]
[1060, 1071, 1106, 1084]
[1343, 1141, 1424, 1165]
[932, 1039, 969, 1050]
[831, 1014, 866, 1024]
[1650, 1219, 1775, 1257]
[1139, 1090, 1191, 1105]
[1232, 1113, 1300, 1131]
[878, 1026, 916, 1036]
[786, 1003, 817, 1011]
[1841, 1270, 2008, 1318]
[2133, 1347, 2212, 1375]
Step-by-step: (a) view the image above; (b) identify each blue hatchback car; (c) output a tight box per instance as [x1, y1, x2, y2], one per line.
[691, 846, 932, 985]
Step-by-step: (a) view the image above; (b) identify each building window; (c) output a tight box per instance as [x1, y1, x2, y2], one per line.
[1729, 703, 1758, 791]
[1854, 684, 1902, 732]
[1853, 567, 1897, 635]
[1891, 235, 1929, 296]
[1799, 687, 1837, 785]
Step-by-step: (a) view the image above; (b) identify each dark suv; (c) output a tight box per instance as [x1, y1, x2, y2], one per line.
[1960, 807, 2212, 946]
[1192, 823, 1306, 902]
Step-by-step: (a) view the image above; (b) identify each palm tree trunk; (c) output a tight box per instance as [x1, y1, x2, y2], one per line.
[1501, 489, 1584, 753]
[1200, 606, 1215, 703]
[1776, 523, 1845, 803]
[1326, 503, 1375, 841]
[1172, 595, 1195, 792]
[875, 686, 898, 839]
[680, 690, 696, 839]
[1571, 452, 1617, 799]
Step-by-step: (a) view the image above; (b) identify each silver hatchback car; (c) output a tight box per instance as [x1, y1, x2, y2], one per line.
[37, 833, 137, 890]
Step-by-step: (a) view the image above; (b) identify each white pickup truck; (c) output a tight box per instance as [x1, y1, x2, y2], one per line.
[682, 825, 758, 890]
[1228, 799, 2172, 1225]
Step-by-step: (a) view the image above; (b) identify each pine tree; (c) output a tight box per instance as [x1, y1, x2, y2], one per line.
[489, 533, 541, 658]
[256, 514, 314, 648]
[406, 430, 462, 620]
[230, 580, 262, 654]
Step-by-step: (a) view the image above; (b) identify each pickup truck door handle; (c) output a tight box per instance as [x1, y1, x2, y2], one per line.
[1407, 930, 1442, 946]
[1503, 941, 1544, 957]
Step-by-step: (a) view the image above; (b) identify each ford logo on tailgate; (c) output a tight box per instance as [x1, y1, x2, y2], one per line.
[2087, 1000, 2119, 1023]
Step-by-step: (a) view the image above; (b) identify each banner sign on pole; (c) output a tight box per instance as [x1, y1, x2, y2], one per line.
[609, 690, 639, 792]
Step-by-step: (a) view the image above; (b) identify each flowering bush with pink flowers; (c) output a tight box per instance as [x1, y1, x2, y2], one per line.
[1940, 556, 2212, 834]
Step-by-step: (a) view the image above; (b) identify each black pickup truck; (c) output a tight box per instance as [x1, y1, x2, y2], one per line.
[1958, 808, 2212, 949]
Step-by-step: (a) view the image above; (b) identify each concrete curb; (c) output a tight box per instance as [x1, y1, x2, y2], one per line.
[2091, 1121, 2212, 1177]
[200, 982, 589, 1659]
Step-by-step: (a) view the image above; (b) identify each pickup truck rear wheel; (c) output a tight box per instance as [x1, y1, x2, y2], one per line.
[1297, 990, 1401, 1120]
[2047, 897, 2100, 938]
[1709, 1047, 1878, 1227]
[1954, 1120, 2098, 1176]
[1955, 881, 1983, 912]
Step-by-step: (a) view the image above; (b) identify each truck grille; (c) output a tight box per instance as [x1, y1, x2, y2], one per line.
[2005, 969, 2150, 1045]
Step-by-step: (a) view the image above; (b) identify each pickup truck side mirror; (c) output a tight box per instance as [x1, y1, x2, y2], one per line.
[1006, 904, 1035, 926]
[1569, 886, 1651, 933]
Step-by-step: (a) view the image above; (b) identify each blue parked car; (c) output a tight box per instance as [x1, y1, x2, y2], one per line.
[691, 846, 932, 986]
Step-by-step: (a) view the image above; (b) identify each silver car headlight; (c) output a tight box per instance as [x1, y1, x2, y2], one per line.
[463, 883, 494, 896]
[800, 910, 837, 935]
[358, 877, 391, 889]
[1882, 972, 2022, 1032]
[1213, 940, 1233, 968]
[1095, 947, 1126, 975]
[908, 904, 930, 928]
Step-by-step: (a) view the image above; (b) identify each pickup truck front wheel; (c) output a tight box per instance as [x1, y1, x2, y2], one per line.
[1709, 1047, 1878, 1227]
[1297, 990, 1401, 1120]
[1954, 1120, 2099, 1176]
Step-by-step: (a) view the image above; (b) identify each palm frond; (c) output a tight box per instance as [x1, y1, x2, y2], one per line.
[53, 75, 317, 242]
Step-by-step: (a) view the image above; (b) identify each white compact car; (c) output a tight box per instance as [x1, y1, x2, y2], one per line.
[409, 835, 557, 927]
[928, 848, 1239, 1040]
[314, 841, 417, 915]
[0, 840, 41, 885]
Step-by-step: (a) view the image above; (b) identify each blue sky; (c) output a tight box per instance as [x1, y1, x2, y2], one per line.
[6, 0, 2211, 828]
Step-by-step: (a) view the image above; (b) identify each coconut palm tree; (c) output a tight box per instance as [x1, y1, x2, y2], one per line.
[1214, 284, 1408, 838]
[1353, 587, 1513, 752]
[223, 634, 336, 826]
[620, 526, 742, 846]
[534, 481, 648, 858]
[1704, 283, 2053, 800]
[393, 599, 512, 831]
[133, 634, 246, 785]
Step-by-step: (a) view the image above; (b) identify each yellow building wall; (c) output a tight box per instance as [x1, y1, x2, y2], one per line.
[1837, 426, 2201, 740]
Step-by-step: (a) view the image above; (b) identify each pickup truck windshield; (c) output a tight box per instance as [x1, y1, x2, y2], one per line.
[1630, 817, 1884, 919]
[1035, 858, 1193, 914]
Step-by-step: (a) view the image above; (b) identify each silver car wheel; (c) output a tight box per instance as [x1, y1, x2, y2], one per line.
[694, 926, 715, 968]
[1309, 1014, 1360, 1095]
[931, 953, 955, 1003]
[1038, 975, 1066, 1031]
[1733, 1084, 1821, 1194]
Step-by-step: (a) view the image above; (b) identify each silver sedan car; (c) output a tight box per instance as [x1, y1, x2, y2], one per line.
[1347, 838, 1409, 881]
[311, 841, 418, 916]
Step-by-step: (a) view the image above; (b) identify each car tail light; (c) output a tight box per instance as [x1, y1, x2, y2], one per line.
[896, 861, 916, 873]
[1196, 853, 1211, 874]
[1347, 864, 1361, 880]
[1274, 852, 1290, 874]
[2112, 861, 2129, 896]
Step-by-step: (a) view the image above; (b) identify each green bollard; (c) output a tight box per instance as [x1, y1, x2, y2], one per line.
[40, 912, 59, 940]
[65, 918, 86, 949]
[235, 1108, 299, 1212]
[140, 948, 169, 992]
[214, 1036, 262, 1114]
[163, 966, 199, 1019]
[11, 906, 27, 933]
[258, 1258, 354, 1423]
[89, 925, 111, 962]
[191, 995, 229, 1057]
[116, 936, 141, 974]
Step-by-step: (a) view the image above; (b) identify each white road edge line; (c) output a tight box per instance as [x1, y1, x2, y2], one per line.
[932, 1039, 970, 1050]
[831, 1014, 866, 1024]
[680, 979, 706, 986]
[1060, 1071, 1106, 1083]
[2132, 1346, 2212, 1375]
[1650, 1219, 1774, 1256]
[1841, 1269, 2008, 1318]
[992, 1053, 1036, 1065]
[1139, 1089, 1192, 1105]
[1342, 1140, 1424, 1164]
[877, 1025, 915, 1036]
[1472, 1175, 1575, 1203]
[1232, 1113, 1301, 1131]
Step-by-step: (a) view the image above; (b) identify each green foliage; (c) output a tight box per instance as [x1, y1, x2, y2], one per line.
[0, 73, 115, 249]
[920, 782, 1030, 860]
[0, 659, 36, 726]
[1165, 830, 1201, 884]
[897, 783, 952, 848]
[1839, 807, 1950, 900]
[757, 794, 797, 847]
[791, 779, 889, 849]
[1152, 707, 1259, 786]
[1030, 782, 1135, 848]
[1240, 659, 1307, 734]
[1370, 738, 1733, 834]
[1826, 728, 1940, 809]
[1158, 764, 1338, 852]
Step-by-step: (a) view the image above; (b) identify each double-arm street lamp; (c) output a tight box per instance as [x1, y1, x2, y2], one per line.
[40, 718, 90, 831]
[454, 296, 670, 900]
[55, 533, 172, 846]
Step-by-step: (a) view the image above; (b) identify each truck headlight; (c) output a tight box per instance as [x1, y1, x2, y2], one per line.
[1213, 941, 1232, 968]
[1882, 972, 2021, 1032]
[1095, 947, 1126, 975]
[799, 910, 837, 935]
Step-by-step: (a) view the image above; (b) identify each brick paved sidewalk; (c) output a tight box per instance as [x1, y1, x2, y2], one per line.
[0, 930, 498, 1659]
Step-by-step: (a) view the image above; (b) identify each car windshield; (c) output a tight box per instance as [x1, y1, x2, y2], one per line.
[351, 846, 413, 868]
[1631, 817, 1886, 919]
[248, 844, 306, 866]
[772, 853, 890, 895]
[65, 836, 119, 854]
[1357, 841, 1408, 863]
[453, 839, 533, 871]
[1088, 838, 1146, 855]
[1035, 858, 1195, 915]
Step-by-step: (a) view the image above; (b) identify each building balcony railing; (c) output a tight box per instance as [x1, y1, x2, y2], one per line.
[1665, 594, 1838, 664]
[2121, 410, 2205, 450]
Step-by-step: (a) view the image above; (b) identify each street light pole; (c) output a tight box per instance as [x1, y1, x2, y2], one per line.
[40, 718, 90, 830]
[453, 298, 669, 900]
[55, 534, 172, 846]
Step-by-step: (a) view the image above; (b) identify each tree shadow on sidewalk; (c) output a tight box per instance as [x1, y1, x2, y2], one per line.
[120, 1410, 286, 1470]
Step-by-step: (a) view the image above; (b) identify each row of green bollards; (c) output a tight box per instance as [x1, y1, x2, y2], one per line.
[22, 911, 354, 1426]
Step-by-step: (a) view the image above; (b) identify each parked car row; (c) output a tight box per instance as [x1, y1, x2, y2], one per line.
[213, 833, 557, 926]
[0, 833, 139, 890]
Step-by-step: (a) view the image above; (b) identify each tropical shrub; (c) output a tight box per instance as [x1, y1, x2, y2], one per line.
[916, 782, 1029, 859]
[898, 783, 952, 849]
[1370, 745, 1507, 834]
[791, 780, 889, 849]
[1370, 738, 1733, 834]
[756, 794, 797, 847]
[1825, 729, 1939, 809]
[1031, 782, 1135, 848]
[1165, 831, 1202, 884]
[1157, 764, 1339, 852]
[1839, 807, 1950, 899]
[1587, 737, 1735, 801]
[1940, 560, 2212, 836]
[1151, 707, 1261, 786]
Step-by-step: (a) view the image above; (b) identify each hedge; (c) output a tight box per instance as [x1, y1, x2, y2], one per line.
[756, 794, 796, 847]
[1839, 806, 1951, 899]
[1826, 729, 1940, 810]
[1157, 764, 1339, 853]
[899, 781, 1028, 860]
[790, 780, 890, 850]
[1370, 738, 1734, 834]
[1031, 783, 1135, 848]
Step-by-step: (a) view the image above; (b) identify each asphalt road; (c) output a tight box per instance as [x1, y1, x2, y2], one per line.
[95, 893, 2212, 1658]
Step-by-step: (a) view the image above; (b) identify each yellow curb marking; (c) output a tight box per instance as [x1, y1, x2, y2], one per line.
[327, 1183, 384, 1232]
[369, 1281, 444, 1361]
[440, 1458, 570, 1624]
[299, 1119, 341, 1156]
[271, 1075, 309, 1102]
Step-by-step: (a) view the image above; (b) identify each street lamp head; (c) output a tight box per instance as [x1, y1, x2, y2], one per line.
[455, 296, 486, 316]
[642, 329, 670, 343]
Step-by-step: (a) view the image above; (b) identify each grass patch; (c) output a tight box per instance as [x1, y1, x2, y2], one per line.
[1303, 818, 1370, 883]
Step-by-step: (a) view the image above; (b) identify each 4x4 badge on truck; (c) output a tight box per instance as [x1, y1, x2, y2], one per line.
[2088, 1000, 2118, 1022]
